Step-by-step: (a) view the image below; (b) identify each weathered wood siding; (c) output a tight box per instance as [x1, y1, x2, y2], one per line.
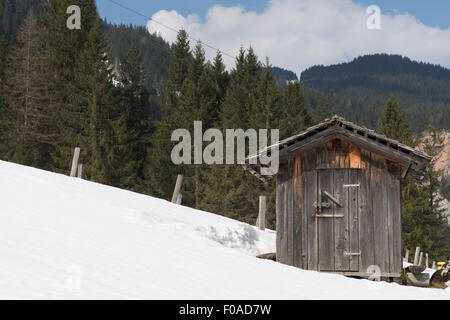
[275, 138, 402, 276]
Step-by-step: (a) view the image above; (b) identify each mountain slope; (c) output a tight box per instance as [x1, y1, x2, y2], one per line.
[301, 54, 450, 132]
[1, 160, 449, 299]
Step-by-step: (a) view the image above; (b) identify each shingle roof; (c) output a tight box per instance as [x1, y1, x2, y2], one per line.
[244, 115, 432, 181]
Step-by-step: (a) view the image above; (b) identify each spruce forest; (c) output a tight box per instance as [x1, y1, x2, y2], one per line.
[0, 0, 448, 261]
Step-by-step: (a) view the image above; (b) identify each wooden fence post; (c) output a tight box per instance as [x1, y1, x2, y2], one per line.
[70, 147, 81, 177]
[413, 247, 420, 265]
[171, 175, 183, 203]
[176, 193, 182, 205]
[404, 249, 410, 263]
[257, 196, 266, 231]
[77, 164, 83, 179]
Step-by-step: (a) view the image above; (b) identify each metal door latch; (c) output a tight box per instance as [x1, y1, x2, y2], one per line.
[313, 202, 331, 210]
[344, 251, 361, 257]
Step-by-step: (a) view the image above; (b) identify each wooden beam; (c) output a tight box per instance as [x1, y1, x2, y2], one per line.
[176, 193, 182, 205]
[77, 164, 83, 179]
[70, 147, 81, 177]
[322, 190, 343, 207]
[402, 163, 412, 179]
[413, 247, 420, 265]
[257, 196, 266, 230]
[404, 249, 410, 263]
[171, 175, 183, 203]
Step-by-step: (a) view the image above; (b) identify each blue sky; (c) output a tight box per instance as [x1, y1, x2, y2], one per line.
[97, 1, 450, 73]
[97, 0, 450, 29]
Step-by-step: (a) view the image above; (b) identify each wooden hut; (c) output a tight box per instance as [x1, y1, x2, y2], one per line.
[244, 116, 431, 277]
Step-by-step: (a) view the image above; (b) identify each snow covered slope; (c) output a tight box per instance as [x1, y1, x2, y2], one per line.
[0, 160, 449, 299]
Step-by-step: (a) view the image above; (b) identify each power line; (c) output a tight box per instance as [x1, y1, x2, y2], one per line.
[107, 0, 236, 60]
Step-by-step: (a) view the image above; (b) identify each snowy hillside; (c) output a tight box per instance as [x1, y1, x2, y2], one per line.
[0, 160, 449, 299]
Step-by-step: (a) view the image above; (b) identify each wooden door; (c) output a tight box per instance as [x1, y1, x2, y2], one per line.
[316, 169, 360, 272]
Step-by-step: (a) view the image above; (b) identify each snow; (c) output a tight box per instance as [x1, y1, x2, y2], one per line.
[0, 160, 449, 299]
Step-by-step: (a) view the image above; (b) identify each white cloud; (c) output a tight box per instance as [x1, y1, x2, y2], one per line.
[146, 0, 450, 75]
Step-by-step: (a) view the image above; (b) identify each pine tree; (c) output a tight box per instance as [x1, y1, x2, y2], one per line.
[220, 47, 260, 129]
[43, 0, 90, 173]
[197, 51, 230, 213]
[377, 98, 448, 261]
[280, 80, 313, 138]
[207, 51, 229, 127]
[250, 58, 280, 130]
[1, 10, 52, 167]
[176, 42, 216, 208]
[417, 127, 450, 260]
[311, 94, 333, 123]
[0, 33, 7, 78]
[202, 47, 265, 224]
[377, 96, 414, 146]
[113, 46, 150, 192]
[74, 2, 118, 184]
[0, 33, 8, 157]
[249, 58, 283, 229]
[44, 0, 119, 183]
[146, 30, 191, 200]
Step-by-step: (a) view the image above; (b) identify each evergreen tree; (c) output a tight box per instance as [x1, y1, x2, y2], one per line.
[146, 30, 191, 200]
[207, 51, 229, 127]
[1, 10, 52, 167]
[44, 0, 119, 183]
[202, 47, 265, 224]
[43, 0, 89, 173]
[250, 58, 281, 129]
[279, 80, 313, 138]
[377, 98, 449, 261]
[74, 2, 118, 184]
[177, 42, 215, 208]
[198, 51, 230, 213]
[311, 94, 333, 123]
[377, 96, 414, 146]
[417, 127, 450, 260]
[0, 33, 7, 77]
[113, 46, 150, 192]
[0, 33, 8, 157]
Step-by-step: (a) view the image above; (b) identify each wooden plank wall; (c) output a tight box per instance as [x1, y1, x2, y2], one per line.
[387, 163, 402, 273]
[303, 151, 318, 270]
[275, 138, 402, 274]
[293, 156, 303, 268]
[348, 169, 360, 271]
[359, 150, 375, 272]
